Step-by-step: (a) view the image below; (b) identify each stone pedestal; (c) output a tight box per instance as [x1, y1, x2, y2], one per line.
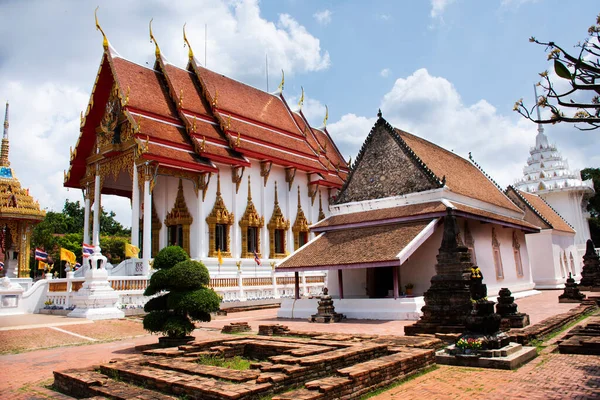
[579, 239, 600, 291]
[68, 247, 124, 320]
[496, 288, 530, 328]
[559, 273, 586, 303]
[309, 288, 344, 323]
[405, 208, 473, 335]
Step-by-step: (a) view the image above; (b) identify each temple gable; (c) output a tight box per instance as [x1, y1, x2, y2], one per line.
[336, 121, 439, 204]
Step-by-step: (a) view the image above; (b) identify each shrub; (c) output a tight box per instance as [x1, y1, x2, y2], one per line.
[143, 248, 221, 338]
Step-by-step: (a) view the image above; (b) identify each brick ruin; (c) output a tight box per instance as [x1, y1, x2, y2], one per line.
[53, 327, 440, 400]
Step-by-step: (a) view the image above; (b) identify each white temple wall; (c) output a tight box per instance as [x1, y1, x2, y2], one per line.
[525, 229, 577, 289]
[541, 191, 591, 247]
[327, 268, 366, 299]
[400, 227, 441, 296]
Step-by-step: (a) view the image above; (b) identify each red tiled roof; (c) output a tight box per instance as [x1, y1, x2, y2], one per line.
[452, 203, 539, 231]
[163, 64, 212, 117]
[397, 130, 522, 214]
[133, 115, 189, 147]
[515, 189, 575, 233]
[277, 220, 434, 271]
[141, 142, 215, 172]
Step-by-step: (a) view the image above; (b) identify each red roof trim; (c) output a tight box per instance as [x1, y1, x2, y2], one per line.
[238, 148, 327, 174]
[217, 109, 306, 141]
[141, 154, 217, 173]
[126, 107, 183, 127]
[235, 134, 322, 161]
[134, 134, 194, 152]
[182, 111, 217, 125]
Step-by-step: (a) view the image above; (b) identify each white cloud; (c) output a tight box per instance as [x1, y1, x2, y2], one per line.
[380, 68, 391, 78]
[500, 0, 539, 8]
[313, 9, 332, 26]
[430, 0, 455, 19]
[378, 14, 392, 21]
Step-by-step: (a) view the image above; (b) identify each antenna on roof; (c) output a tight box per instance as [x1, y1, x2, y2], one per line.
[266, 54, 269, 92]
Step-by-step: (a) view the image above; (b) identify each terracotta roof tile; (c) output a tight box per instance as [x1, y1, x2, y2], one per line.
[452, 203, 539, 231]
[278, 220, 433, 270]
[236, 139, 326, 173]
[142, 143, 214, 171]
[515, 189, 575, 233]
[134, 115, 189, 147]
[163, 64, 212, 117]
[313, 201, 446, 230]
[112, 58, 178, 120]
[397, 130, 522, 214]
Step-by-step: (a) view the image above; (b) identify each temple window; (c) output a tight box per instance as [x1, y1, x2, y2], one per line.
[267, 182, 290, 259]
[512, 231, 524, 277]
[239, 176, 264, 259]
[292, 186, 311, 251]
[206, 174, 234, 258]
[492, 227, 504, 279]
[164, 179, 193, 255]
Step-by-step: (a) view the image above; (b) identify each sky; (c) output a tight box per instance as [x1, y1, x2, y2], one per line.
[0, 0, 598, 227]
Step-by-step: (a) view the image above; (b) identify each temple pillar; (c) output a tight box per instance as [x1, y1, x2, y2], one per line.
[393, 265, 399, 299]
[92, 167, 101, 249]
[261, 179, 268, 258]
[83, 188, 91, 246]
[196, 191, 205, 260]
[131, 163, 140, 247]
[338, 269, 344, 299]
[142, 164, 152, 275]
[294, 271, 300, 300]
[232, 177, 239, 258]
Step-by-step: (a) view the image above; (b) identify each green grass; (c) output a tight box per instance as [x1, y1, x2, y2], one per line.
[529, 310, 596, 353]
[360, 365, 438, 399]
[196, 354, 251, 370]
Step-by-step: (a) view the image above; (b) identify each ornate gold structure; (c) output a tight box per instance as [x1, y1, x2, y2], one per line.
[292, 186, 310, 251]
[140, 201, 161, 257]
[164, 179, 193, 255]
[267, 182, 290, 259]
[206, 174, 234, 258]
[239, 175, 264, 259]
[285, 167, 296, 191]
[260, 161, 272, 187]
[231, 166, 245, 194]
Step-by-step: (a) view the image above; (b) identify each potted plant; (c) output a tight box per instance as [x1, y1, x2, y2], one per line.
[405, 283, 414, 295]
[143, 246, 222, 347]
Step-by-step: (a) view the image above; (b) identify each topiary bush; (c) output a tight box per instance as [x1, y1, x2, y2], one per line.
[143, 246, 221, 338]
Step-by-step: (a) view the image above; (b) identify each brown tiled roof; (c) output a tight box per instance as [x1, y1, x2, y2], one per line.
[277, 220, 433, 271]
[312, 201, 447, 230]
[515, 189, 575, 233]
[163, 64, 212, 117]
[397, 130, 522, 214]
[452, 203, 539, 231]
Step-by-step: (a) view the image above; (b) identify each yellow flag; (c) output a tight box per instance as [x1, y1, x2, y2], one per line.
[38, 260, 47, 270]
[125, 243, 140, 258]
[217, 249, 223, 266]
[60, 248, 76, 264]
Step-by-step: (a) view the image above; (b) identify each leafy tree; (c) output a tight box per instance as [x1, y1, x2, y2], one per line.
[582, 167, 600, 245]
[143, 246, 221, 338]
[515, 14, 600, 130]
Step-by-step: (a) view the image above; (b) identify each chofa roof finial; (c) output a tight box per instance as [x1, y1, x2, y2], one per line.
[94, 7, 109, 51]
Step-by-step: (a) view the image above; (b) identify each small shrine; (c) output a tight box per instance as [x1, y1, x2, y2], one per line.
[579, 239, 600, 290]
[496, 288, 530, 328]
[309, 287, 345, 323]
[0, 102, 45, 278]
[559, 273, 586, 303]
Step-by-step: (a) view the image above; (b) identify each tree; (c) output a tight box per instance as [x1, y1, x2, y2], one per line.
[143, 246, 221, 339]
[582, 167, 600, 245]
[515, 14, 600, 130]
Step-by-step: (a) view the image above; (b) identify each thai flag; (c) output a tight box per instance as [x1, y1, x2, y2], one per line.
[0, 261, 3, 270]
[82, 243, 94, 258]
[35, 248, 48, 261]
[74, 263, 81, 270]
[253, 250, 261, 266]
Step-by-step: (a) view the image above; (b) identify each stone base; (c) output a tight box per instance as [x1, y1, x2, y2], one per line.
[309, 313, 345, 323]
[404, 322, 465, 336]
[502, 314, 530, 328]
[578, 286, 600, 292]
[436, 342, 537, 370]
[67, 306, 124, 320]
[158, 336, 195, 347]
[558, 297, 585, 303]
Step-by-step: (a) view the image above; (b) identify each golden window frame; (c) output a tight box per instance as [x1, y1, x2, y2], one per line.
[140, 200, 161, 257]
[292, 185, 311, 250]
[267, 182, 290, 259]
[164, 178, 193, 255]
[239, 175, 264, 259]
[206, 174, 234, 258]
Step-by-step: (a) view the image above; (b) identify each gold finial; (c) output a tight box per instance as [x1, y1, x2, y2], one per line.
[212, 89, 219, 108]
[247, 175, 252, 200]
[348, 156, 352, 166]
[216, 173, 221, 195]
[183, 23, 194, 60]
[94, 7, 109, 51]
[323, 105, 329, 128]
[124, 86, 130, 106]
[274, 181, 279, 205]
[191, 116, 197, 133]
[80, 111, 84, 125]
[149, 18, 161, 57]
[178, 88, 184, 109]
[298, 86, 304, 110]
[277, 70, 285, 92]
[235, 131, 241, 147]
[200, 136, 206, 152]
[135, 117, 142, 133]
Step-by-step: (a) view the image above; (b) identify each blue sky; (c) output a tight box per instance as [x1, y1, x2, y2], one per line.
[0, 0, 598, 225]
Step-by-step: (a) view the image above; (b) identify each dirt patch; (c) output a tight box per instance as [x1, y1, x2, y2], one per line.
[0, 327, 86, 354]
[62, 318, 147, 341]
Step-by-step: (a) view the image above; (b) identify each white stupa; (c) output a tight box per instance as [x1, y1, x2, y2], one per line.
[514, 87, 595, 252]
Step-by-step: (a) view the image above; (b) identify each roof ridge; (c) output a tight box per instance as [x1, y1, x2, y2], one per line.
[506, 185, 554, 229]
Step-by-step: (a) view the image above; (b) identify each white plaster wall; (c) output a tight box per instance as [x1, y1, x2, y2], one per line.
[327, 268, 366, 299]
[542, 190, 591, 247]
[400, 227, 441, 296]
[525, 229, 578, 289]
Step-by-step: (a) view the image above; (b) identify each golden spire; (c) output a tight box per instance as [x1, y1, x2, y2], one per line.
[149, 18, 161, 57]
[298, 86, 304, 110]
[323, 105, 329, 128]
[94, 7, 109, 51]
[1, 101, 9, 167]
[247, 175, 252, 200]
[216, 173, 221, 196]
[277, 70, 285, 92]
[183, 23, 194, 60]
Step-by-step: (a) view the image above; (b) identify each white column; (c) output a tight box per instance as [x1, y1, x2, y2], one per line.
[301, 271, 308, 296]
[196, 190, 205, 260]
[286, 183, 293, 254]
[92, 169, 101, 248]
[131, 163, 140, 247]
[261, 180, 268, 259]
[142, 166, 152, 275]
[232, 177, 239, 258]
[83, 190, 91, 245]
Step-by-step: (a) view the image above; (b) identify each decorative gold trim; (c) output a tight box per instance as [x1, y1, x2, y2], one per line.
[149, 18, 161, 57]
[260, 160, 272, 187]
[285, 167, 296, 191]
[206, 174, 234, 258]
[231, 166, 245, 194]
[164, 179, 193, 255]
[268, 182, 290, 259]
[183, 23, 194, 60]
[239, 175, 264, 259]
[292, 186, 311, 251]
[94, 7, 109, 50]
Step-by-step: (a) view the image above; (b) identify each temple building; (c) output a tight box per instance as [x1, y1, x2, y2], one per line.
[506, 186, 578, 288]
[277, 113, 539, 320]
[513, 117, 594, 254]
[64, 22, 347, 277]
[0, 102, 46, 278]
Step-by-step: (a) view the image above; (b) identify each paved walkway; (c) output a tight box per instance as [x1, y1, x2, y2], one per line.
[0, 289, 598, 399]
